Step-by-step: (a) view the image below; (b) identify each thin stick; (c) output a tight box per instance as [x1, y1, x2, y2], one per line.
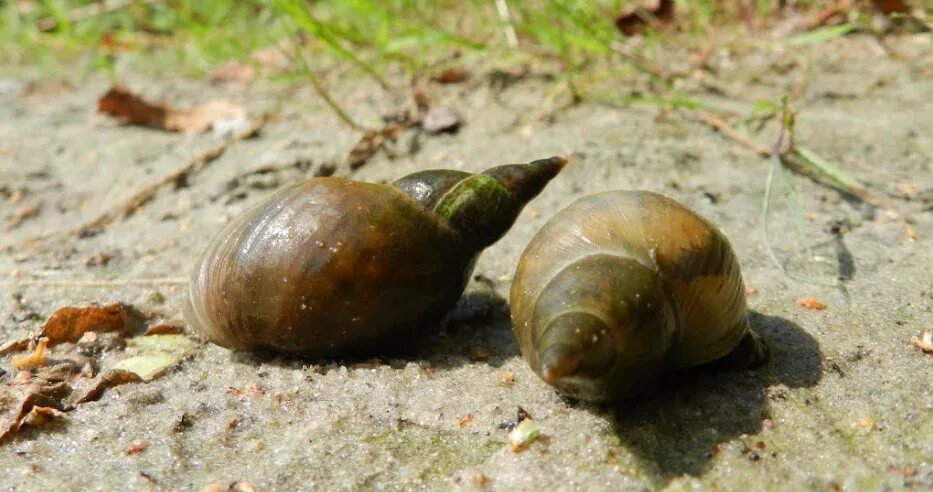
[693, 110, 888, 208]
[288, 38, 368, 131]
[494, 0, 520, 48]
[64, 114, 268, 238]
[2, 277, 188, 288]
[695, 110, 772, 156]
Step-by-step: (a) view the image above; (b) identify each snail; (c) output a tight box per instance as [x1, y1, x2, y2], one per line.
[510, 191, 767, 402]
[186, 156, 566, 358]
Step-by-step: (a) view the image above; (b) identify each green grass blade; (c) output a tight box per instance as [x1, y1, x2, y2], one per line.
[784, 24, 855, 46]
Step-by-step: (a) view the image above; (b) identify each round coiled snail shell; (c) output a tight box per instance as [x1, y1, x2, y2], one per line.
[187, 156, 566, 358]
[510, 190, 767, 402]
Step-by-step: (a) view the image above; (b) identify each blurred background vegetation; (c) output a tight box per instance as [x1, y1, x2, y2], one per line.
[2, 0, 922, 84]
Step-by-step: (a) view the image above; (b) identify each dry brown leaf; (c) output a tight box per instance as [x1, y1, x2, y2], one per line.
[144, 323, 184, 336]
[796, 297, 828, 310]
[74, 369, 143, 404]
[345, 120, 414, 170]
[458, 413, 475, 428]
[616, 0, 675, 37]
[10, 338, 49, 371]
[811, 0, 855, 27]
[421, 106, 462, 134]
[432, 66, 470, 84]
[40, 303, 145, 345]
[0, 380, 70, 442]
[124, 439, 148, 455]
[0, 338, 30, 355]
[98, 86, 246, 134]
[873, 0, 910, 14]
[910, 329, 933, 354]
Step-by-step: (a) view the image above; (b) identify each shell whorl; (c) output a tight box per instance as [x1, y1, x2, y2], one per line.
[392, 156, 567, 251]
[511, 190, 751, 401]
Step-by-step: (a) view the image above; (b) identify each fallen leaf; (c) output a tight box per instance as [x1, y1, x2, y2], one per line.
[124, 439, 148, 455]
[40, 303, 145, 345]
[796, 297, 827, 310]
[909, 329, 933, 354]
[421, 106, 462, 134]
[810, 0, 855, 28]
[458, 414, 475, 428]
[129, 333, 196, 355]
[432, 66, 470, 84]
[22, 405, 64, 427]
[109, 334, 196, 381]
[616, 0, 675, 37]
[0, 338, 30, 356]
[10, 338, 49, 371]
[143, 323, 184, 336]
[74, 369, 142, 404]
[0, 380, 70, 442]
[98, 86, 247, 134]
[507, 419, 541, 452]
[345, 120, 414, 169]
[873, 0, 910, 14]
[112, 353, 178, 381]
[34, 361, 84, 382]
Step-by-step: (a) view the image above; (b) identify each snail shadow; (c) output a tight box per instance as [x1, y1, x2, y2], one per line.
[414, 289, 519, 368]
[604, 311, 822, 481]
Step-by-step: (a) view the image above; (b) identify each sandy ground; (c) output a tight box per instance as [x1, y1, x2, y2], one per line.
[1, 34, 931, 490]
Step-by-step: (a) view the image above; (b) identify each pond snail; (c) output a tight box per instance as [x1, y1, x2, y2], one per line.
[185, 156, 566, 358]
[510, 190, 767, 402]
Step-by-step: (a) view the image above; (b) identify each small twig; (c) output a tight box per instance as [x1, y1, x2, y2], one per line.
[63, 114, 269, 239]
[1, 277, 188, 288]
[493, 0, 520, 48]
[694, 109, 888, 208]
[287, 37, 368, 131]
[696, 110, 772, 156]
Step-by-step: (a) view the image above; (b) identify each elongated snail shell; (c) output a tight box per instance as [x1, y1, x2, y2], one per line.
[186, 157, 566, 358]
[510, 190, 767, 402]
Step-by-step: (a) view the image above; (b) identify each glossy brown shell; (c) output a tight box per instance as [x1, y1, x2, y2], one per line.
[511, 190, 749, 375]
[186, 177, 475, 357]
